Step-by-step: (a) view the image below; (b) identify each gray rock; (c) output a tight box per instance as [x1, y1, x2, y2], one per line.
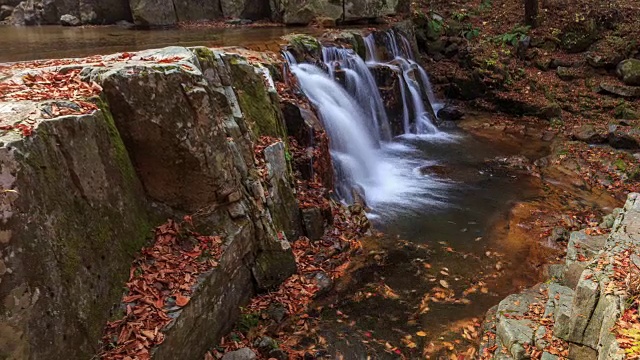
[302, 207, 325, 241]
[0, 4, 13, 20]
[542, 263, 565, 281]
[252, 245, 297, 291]
[566, 230, 606, 265]
[495, 289, 544, 358]
[534, 326, 548, 350]
[254, 336, 278, 353]
[173, 0, 223, 23]
[617, 59, 640, 86]
[607, 125, 640, 150]
[599, 82, 640, 98]
[540, 352, 559, 360]
[222, 348, 257, 360]
[93, 47, 300, 360]
[586, 37, 626, 69]
[0, 106, 151, 359]
[129, 0, 177, 26]
[437, 105, 464, 121]
[568, 343, 597, 360]
[266, 303, 287, 323]
[263, 141, 304, 241]
[562, 262, 588, 289]
[11, 0, 130, 25]
[571, 124, 605, 143]
[565, 270, 599, 343]
[59, 13, 80, 26]
[225, 18, 252, 25]
[600, 208, 622, 228]
[548, 226, 569, 242]
[538, 102, 562, 120]
[549, 284, 574, 339]
[556, 66, 583, 80]
[311, 270, 333, 297]
[268, 348, 288, 360]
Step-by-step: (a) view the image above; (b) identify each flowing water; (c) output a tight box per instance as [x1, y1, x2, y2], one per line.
[1, 26, 561, 358]
[287, 30, 554, 358]
[288, 31, 450, 212]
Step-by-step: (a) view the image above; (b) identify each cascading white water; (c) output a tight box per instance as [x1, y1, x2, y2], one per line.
[364, 32, 444, 134]
[322, 47, 392, 142]
[285, 30, 453, 212]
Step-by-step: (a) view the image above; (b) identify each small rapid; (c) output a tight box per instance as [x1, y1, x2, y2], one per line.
[286, 30, 455, 214]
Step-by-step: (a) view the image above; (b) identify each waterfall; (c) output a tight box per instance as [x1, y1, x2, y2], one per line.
[284, 30, 451, 211]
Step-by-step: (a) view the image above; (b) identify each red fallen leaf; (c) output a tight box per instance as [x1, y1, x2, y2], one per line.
[175, 294, 190, 307]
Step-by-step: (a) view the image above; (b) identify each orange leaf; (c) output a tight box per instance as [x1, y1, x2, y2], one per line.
[175, 294, 190, 307]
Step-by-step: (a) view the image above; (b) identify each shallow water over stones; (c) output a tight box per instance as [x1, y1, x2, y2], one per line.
[298, 118, 619, 359]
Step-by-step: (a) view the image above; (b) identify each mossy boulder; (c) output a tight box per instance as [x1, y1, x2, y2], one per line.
[0, 104, 151, 360]
[614, 102, 639, 120]
[586, 36, 628, 69]
[283, 33, 323, 63]
[322, 30, 366, 59]
[616, 59, 640, 86]
[222, 54, 288, 140]
[560, 18, 600, 53]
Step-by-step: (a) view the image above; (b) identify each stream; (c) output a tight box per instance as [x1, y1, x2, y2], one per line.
[284, 32, 555, 358]
[0, 25, 320, 62]
[0, 25, 591, 359]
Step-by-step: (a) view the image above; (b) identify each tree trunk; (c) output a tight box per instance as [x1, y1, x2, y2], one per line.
[524, 0, 539, 27]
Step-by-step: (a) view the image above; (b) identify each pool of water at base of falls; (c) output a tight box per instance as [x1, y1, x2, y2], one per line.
[306, 127, 549, 360]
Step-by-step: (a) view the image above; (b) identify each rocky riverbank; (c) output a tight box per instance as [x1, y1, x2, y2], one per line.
[478, 193, 640, 360]
[0, 26, 428, 359]
[0, 44, 336, 359]
[0, 0, 409, 27]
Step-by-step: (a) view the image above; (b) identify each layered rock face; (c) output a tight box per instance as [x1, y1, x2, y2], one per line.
[10, 0, 132, 25]
[478, 193, 640, 360]
[9, 0, 408, 26]
[0, 46, 303, 359]
[0, 105, 151, 359]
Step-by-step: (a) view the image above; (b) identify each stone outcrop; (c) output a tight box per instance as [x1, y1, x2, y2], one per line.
[0, 46, 305, 360]
[9, 0, 409, 26]
[0, 103, 151, 359]
[10, 0, 132, 25]
[617, 59, 640, 86]
[479, 193, 639, 360]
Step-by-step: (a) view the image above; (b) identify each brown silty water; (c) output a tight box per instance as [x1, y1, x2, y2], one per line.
[0, 25, 321, 62]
